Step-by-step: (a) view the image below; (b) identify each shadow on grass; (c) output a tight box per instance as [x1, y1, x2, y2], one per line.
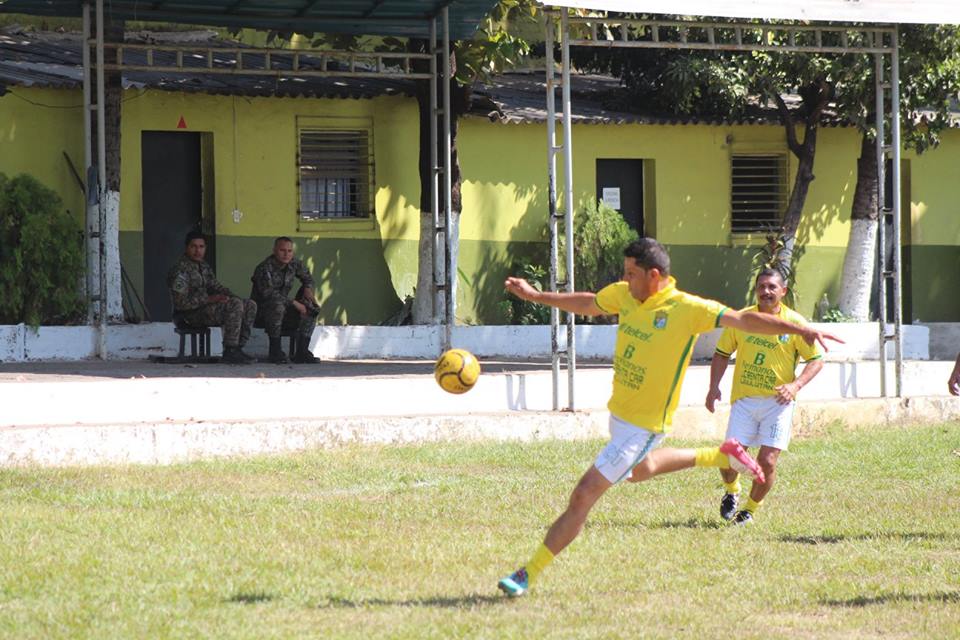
[779, 532, 955, 545]
[821, 591, 960, 607]
[584, 516, 724, 531]
[652, 517, 726, 530]
[226, 591, 275, 604]
[320, 594, 504, 609]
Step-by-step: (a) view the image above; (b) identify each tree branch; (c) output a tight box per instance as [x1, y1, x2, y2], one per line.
[774, 93, 803, 157]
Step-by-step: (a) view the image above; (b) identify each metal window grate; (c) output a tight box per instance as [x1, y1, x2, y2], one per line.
[298, 129, 374, 220]
[731, 154, 787, 234]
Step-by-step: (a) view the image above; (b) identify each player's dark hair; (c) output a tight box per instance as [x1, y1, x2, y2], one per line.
[274, 236, 293, 247]
[756, 267, 787, 286]
[184, 230, 206, 246]
[623, 238, 671, 276]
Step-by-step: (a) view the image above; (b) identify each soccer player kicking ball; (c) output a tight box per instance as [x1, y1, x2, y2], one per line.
[497, 239, 842, 597]
[706, 268, 824, 525]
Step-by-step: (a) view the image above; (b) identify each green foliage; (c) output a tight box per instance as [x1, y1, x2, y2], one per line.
[819, 306, 855, 323]
[499, 259, 551, 325]
[565, 199, 640, 293]
[0, 173, 84, 327]
[750, 233, 797, 307]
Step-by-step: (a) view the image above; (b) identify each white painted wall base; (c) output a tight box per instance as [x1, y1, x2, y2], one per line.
[0, 321, 934, 362]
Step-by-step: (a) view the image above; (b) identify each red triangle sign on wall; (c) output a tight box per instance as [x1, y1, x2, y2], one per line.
[177, 116, 187, 129]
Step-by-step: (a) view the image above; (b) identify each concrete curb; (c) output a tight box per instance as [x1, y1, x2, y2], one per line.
[2, 396, 957, 467]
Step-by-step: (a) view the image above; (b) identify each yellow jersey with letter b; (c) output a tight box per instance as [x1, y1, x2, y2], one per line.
[595, 277, 726, 432]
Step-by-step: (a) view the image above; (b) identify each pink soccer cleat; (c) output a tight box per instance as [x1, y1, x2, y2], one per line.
[719, 438, 766, 484]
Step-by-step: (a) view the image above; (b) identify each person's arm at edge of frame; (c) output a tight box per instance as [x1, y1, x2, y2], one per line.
[775, 358, 824, 404]
[503, 276, 606, 317]
[719, 309, 844, 351]
[705, 353, 730, 413]
[948, 353, 960, 396]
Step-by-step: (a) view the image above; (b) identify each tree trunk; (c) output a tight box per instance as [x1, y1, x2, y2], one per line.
[777, 143, 816, 270]
[772, 82, 830, 274]
[837, 133, 879, 320]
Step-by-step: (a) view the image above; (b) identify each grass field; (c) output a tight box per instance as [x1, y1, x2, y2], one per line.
[0, 422, 957, 639]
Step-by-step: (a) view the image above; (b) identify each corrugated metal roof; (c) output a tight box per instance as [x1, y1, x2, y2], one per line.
[541, 0, 960, 25]
[468, 72, 849, 127]
[0, 0, 499, 39]
[0, 30, 418, 98]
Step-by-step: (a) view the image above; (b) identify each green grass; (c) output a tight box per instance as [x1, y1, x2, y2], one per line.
[0, 423, 958, 639]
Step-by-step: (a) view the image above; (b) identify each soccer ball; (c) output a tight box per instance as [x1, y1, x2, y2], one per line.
[434, 348, 481, 394]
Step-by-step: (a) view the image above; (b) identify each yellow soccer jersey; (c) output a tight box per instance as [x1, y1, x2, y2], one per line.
[595, 278, 727, 433]
[714, 304, 823, 403]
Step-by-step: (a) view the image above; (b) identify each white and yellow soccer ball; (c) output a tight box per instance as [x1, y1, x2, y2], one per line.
[434, 348, 481, 394]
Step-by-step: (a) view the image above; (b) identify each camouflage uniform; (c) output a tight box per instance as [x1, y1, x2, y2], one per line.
[250, 255, 319, 340]
[167, 255, 256, 348]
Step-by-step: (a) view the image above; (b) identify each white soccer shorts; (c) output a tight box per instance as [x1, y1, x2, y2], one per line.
[725, 395, 796, 451]
[594, 414, 667, 484]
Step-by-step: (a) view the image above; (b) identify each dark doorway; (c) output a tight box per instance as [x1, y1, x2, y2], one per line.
[596, 159, 644, 236]
[142, 131, 206, 322]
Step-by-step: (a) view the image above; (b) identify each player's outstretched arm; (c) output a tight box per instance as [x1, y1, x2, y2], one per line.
[504, 276, 606, 317]
[720, 309, 845, 351]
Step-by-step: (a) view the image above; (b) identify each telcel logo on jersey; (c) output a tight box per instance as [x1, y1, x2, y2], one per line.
[654, 311, 668, 329]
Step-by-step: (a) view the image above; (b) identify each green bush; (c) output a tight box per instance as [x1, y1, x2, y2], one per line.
[0, 173, 85, 326]
[498, 260, 551, 325]
[500, 201, 638, 325]
[564, 199, 639, 293]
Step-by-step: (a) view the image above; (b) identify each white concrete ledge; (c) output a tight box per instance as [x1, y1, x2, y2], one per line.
[2, 395, 957, 467]
[0, 321, 934, 362]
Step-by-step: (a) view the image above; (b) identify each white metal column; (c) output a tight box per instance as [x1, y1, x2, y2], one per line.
[545, 12, 577, 411]
[560, 12, 576, 409]
[430, 18, 443, 327]
[442, 7, 455, 352]
[82, 3, 97, 325]
[875, 28, 904, 397]
[890, 32, 904, 396]
[93, 0, 108, 359]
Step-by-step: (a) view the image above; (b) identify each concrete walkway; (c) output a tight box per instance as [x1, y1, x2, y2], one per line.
[1, 358, 958, 466]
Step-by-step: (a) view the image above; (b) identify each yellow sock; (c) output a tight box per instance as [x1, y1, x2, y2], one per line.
[524, 544, 555, 584]
[723, 479, 741, 494]
[694, 447, 730, 469]
[744, 497, 763, 514]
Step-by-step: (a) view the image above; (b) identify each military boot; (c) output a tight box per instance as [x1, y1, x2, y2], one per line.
[292, 336, 320, 364]
[221, 346, 252, 365]
[268, 337, 289, 364]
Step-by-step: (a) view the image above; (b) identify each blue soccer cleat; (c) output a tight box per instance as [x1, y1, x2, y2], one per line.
[497, 567, 529, 597]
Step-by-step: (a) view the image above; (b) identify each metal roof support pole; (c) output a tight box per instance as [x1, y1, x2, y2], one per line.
[82, 2, 97, 326]
[874, 51, 888, 397]
[560, 11, 576, 410]
[442, 6, 454, 352]
[95, 0, 108, 359]
[545, 13, 561, 410]
[430, 18, 443, 328]
[891, 29, 903, 396]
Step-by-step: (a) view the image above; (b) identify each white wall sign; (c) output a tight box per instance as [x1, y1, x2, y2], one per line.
[602, 187, 621, 210]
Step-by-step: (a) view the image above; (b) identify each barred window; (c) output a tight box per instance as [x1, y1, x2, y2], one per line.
[731, 154, 787, 234]
[298, 128, 373, 220]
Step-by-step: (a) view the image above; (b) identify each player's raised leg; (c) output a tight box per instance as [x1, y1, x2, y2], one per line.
[627, 438, 764, 484]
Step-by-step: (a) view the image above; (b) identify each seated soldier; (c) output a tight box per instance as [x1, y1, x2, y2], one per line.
[250, 236, 321, 364]
[167, 230, 257, 365]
